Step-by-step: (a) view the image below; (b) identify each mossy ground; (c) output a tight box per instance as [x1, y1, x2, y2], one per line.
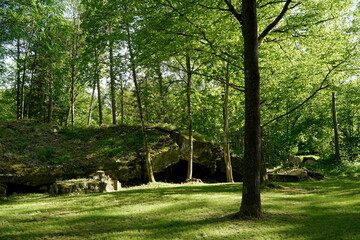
[0, 121, 168, 175]
[1, 177, 359, 240]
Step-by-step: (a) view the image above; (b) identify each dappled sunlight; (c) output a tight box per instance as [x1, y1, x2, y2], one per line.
[1, 178, 359, 239]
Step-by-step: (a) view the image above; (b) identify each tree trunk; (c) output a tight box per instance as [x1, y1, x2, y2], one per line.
[42, 74, 47, 122]
[20, 45, 29, 120]
[69, 6, 81, 126]
[70, 52, 76, 126]
[25, 68, 35, 120]
[186, 55, 194, 181]
[95, 48, 103, 125]
[65, 106, 71, 127]
[70, 75, 75, 126]
[260, 127, 270, 185]
[25, 53, 37, 120]
[16, 39, 22, 120]
[240, 0, 262, 217]
[156, 64, 167, 122]
[332, 92, 341, 161]
[87, 81, 96, 126]
[126, 26, 155, 183]
[109, 38, 117, 125]
[47, 74, 53, 123]
[143, 75, 149, 122]
[70, 13, 79, 126]
[120, 75, 125, 124]
[223, 62, 234, 183]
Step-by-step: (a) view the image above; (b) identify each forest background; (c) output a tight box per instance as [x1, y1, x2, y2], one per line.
[0, 0, 359, 177]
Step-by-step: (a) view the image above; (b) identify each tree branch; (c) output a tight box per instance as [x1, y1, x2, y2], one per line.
[193, 70, 245, 92]
[198, 3, 229, 12]
[158, 29, 242, 69]
[258, 0, 292, 46]
[259, 1, 288, 8]
[223, 0, 242, 24]
[164, 0, 242, 71]
[261, 85, 329, 128]
[193, 47, 244, 70]
[163, 62, 245, 92]
[261, 59, 348, 128]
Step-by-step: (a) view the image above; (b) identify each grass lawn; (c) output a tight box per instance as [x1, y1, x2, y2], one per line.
[0, 177, 359, 240]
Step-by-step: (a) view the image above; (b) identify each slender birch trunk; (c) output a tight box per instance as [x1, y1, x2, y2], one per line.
[95, 48, 103, 125]
[47, 74, 53, 123]
[87, 81, 96, 126]
[126, 26, 155, 183]
[20, 44, 29, 119]
[119, 75, 125, 124]
[186, 55, 194, 181]
[156, 64, 167, 122]
[16, 39, 22, 120]
[332, 92, 341, 161]
[109, 31, 117, 125]
[223, 62, 234, 183]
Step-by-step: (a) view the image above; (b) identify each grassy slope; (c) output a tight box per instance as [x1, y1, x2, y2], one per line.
[0, 121, 169, 177]
[0, 177, 359, 240]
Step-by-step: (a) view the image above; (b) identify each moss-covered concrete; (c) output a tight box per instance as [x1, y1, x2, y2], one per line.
[0, 121, 242, 191]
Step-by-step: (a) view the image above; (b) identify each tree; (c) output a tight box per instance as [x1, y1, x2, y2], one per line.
[155, 64, 168, 123]
[332, 92, 341, 161]
[68, 0, 82, 126]
[108, 27, 117, 125]
[223, 62, 234, 183]
[185, 55, 194, 181]
[222, 0, 295, 217]
[125, 20, 156, 182]
[238, 0, 262, 217]
[94, 48, 103, 125]
[87, 80, 96, 126]
[337, 80, 360, 160]
[0, 0, 358, 185]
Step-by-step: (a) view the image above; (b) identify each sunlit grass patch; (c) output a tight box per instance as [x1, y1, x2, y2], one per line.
[0, 178, 359, 240]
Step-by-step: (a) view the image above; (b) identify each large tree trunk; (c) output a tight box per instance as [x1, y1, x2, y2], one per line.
[332, 92, 341, 161]
[126, 27, 155, 183]
[223, 62, 234, 183]
[109, 37, 117, 125]
[186, 55, 194, 181]
[240, 0, 262, 217]
[95, 48, 103, 125]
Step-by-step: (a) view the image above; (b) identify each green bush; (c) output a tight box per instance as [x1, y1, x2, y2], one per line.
[317, 155, 360, 176]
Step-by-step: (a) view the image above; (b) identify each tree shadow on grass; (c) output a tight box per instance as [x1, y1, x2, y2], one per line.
[0, 199, 239, 240]
[1, 179, 359, 240]
[274, 206, 360, 240]
[261, 183, 360, 240]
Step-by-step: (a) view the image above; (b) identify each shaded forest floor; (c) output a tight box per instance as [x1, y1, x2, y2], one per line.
[1, 177, 359, 240]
